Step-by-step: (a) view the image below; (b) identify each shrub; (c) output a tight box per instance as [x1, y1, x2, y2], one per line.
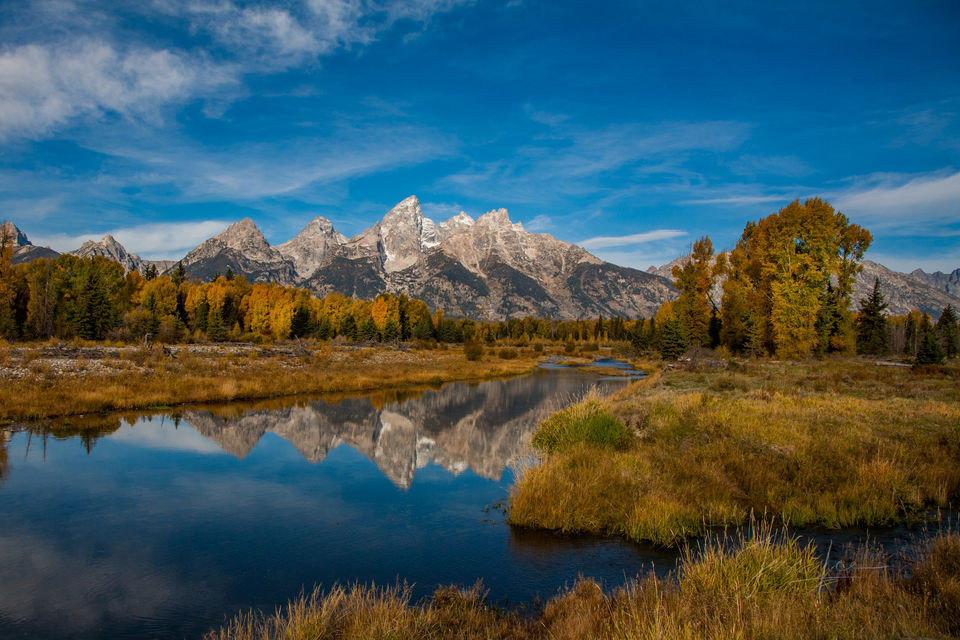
[532, 391, 632, 454]
[463, 341, 483, 361]
[498, 348, 518, 360]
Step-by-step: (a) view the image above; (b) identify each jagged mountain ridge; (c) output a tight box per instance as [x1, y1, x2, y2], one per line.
[648, 254, 960, 318]
[176, 196, 676, 319]
[71, 235, 149, 274]
[2, 221, 61, 264]
[911, 268, 960, 297]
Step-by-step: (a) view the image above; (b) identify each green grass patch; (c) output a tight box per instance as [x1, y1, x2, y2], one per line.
[531, 390, 632, 454]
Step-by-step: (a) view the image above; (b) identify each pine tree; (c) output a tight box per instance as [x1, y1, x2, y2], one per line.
[935, 304, 959, 358]
[207, 307, 227, 342]
[855, 278, 888, 355]
[290, 304, 312, 338]
[659, 318, 688, 360]
[171, 261, 186, 287]
[916, 330, 945, 366]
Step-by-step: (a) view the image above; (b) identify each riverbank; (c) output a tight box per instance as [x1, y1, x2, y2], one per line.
[208, 529, 960, 640]
[0, 341, 543, 422]
[510, 358, 960, 546]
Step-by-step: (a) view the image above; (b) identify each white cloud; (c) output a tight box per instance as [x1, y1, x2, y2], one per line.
[0, 40, 235, 139]
[525, 214, 552, 231]
[681, 194, 793, 206]
[31, 220, 231, 259]
[0, 0, 472, 140]
[441, 120, 750, 203]
[580, 229, 687, 250]
[833, 171, 960, 223]
[589, 247, 688, 272]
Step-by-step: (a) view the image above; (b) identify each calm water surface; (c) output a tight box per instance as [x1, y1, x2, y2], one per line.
[0, 363, 949, 639]
[0, 365, 672, 640]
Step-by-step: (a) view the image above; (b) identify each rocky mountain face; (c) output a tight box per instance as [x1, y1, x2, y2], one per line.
[184, 372, 574, 488]
[855, 260, 960, 317]
[649, 254, 960, 318]
[9, 198, 958, 321]
[163, 196, 675, 318]
[2, 221, 61, 264]
[71, 235, 148, 274]
[299, 197, 676, 318]
[276, 217, 347, 279]
[911, 268, 960, 298]
[178, 218, 297, 285]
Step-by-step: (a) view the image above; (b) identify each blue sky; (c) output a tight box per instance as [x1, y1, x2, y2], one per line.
[1, 0, 958, 272]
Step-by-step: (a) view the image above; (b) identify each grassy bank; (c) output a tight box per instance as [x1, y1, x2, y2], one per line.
[0, 341, 543, 422]
[510, 358, 960, 546]
[208, 530, 960, 640]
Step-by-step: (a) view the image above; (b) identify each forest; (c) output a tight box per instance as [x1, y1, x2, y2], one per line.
[0, 198, 957, 362]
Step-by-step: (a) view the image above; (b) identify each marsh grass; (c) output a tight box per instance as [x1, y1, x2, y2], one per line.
[209, 531, 960, 640]
[0, 344, 542, 422]
[531, 387, 632, 454]
[511, 359, 960, 546]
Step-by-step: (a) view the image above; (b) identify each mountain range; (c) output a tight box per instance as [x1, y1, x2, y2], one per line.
[4, 199, 959, 319]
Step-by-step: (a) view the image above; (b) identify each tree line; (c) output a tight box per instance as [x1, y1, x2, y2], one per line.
[2, 199, 958, 361]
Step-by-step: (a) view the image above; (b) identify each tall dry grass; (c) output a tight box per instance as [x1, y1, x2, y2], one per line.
[208, 531, 960, 640]
[0, 345, 541, 422]
[511, 359, 960, 546]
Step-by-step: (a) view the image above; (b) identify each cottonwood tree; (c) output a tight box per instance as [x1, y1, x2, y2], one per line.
[719, 198, 871, 358]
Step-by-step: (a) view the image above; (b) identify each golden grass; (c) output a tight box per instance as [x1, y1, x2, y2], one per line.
[0, 343, 542, 422]
[511, 359, 960, 546]
[208, 531, 960, 640]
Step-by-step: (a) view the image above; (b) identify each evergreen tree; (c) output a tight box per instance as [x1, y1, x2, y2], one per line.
[144, 264, 158, 280]
[412, 317, 434, 341]
[382, 317, 401, 342]
[290, 304, 313, 338]
[340, 314, 358, 341]
[316, 316, 332, 340]
[659, 317, 688, 360]
[708, 308, 722, 349]
[207, 307, 227, 342]
[171, 261, 186, 287]
[916, 330, 945, 366]
[855, 278, 889, 355]
[935, 304, 959, 358]
[225, 267, 234, 281]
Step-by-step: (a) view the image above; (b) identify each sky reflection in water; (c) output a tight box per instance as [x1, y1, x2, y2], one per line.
[0, 368, 662, 640]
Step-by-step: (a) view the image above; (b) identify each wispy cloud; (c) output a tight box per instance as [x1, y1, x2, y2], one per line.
[681, 194, 793, 206]
[82, 124, 455, 201]
[525, 214, 552, 231]
[0, 40, 236, 140]
[580, 229, 687, 250]
[31, 220, 232, 259]
[0, 0, 472, 140]
[832, 170, 960, 224]
[441, 120, 750, 203]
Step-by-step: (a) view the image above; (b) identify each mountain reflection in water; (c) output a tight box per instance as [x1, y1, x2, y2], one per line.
[1, 367, 657, 640]
[140, 369, 587, 488]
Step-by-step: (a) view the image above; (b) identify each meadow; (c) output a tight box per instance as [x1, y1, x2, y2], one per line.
[0, 340, 544, 422]
[510, 358, 960, 546]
